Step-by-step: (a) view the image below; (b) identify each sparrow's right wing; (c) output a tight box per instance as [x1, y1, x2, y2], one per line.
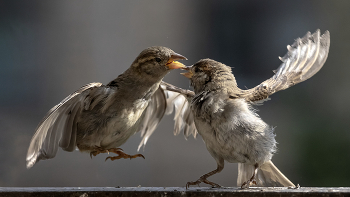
[161, 82, 198, 139]
[240, 30, 330, 103]
[137, 86, 167, 151]
[137, 82, 197, 151]
[26, 82, 115, 168]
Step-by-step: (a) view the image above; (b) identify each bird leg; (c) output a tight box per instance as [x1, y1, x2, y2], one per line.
[186, 163, 224, 189]
[105, 148, 145, 161]
[241, 163, 259, 189]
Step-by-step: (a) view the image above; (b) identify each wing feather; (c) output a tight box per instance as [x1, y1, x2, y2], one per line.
[137, 85, 167, 151]
[137, 82, 198, 151]
[161, 82, 197, 139]
[241, 30, 330, 102]
[26, 82, 103, 168]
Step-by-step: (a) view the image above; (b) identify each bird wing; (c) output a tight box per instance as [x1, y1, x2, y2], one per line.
[162, 82, 197, 138]
[137, 85, 167, 151]
[137, 82, 197, 151]
[26, 82, 113, 168]
[138, 81, 197, 150]
[240, 30, 330, 103]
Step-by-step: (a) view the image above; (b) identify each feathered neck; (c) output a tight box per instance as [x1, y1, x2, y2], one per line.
[192, 67, 239, 94]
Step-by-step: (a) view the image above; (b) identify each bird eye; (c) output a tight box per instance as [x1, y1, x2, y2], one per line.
[194, 67, 200, 73]
[155, 58, 162, 62]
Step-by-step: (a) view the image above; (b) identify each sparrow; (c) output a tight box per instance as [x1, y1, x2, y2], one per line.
[26, 46, 187, 168]
[163, 30, 330, 188]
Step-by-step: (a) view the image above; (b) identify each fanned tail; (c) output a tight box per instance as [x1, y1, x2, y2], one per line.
[237, 161, 295, 187]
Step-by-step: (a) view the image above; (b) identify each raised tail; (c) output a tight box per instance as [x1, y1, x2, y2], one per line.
[237, 161, 295, 187]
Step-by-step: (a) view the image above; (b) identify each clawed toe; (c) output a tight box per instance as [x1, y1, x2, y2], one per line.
[89, 146, 143, 161]
[241, 179, 257, 189]
[186, 178, 221, 189]
[90, 146, 108, 158]
[186, 163, 224, 189]
[104, 149, 145, 161]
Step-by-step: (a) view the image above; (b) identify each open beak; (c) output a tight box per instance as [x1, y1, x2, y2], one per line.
[180, 70, 193, 78]
[166, 52, 187, 69]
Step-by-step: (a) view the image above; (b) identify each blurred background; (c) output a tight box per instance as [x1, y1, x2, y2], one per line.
[0, 0, 349, 187]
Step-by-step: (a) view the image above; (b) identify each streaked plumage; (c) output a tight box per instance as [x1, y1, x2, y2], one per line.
[163, 30, 330, 188]
[27, 46, 187, 168]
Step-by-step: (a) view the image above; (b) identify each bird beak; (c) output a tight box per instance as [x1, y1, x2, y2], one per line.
[180, 70, 193, 78]
[166, 52, 187, 69]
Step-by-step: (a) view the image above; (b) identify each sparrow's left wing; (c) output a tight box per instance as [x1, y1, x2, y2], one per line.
[239, 29, 330, 103]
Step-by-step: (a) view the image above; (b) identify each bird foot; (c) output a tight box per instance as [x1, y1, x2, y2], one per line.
[90, 146, 123, 158]
[186, 177, 222, 189]
[241, 178, 257, 189]
[105, 148, 145, 161]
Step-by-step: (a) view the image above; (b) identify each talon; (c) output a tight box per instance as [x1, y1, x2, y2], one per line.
[104, 149, 145, 161]
[241, 179, 257, 189]
[186, 178, 221, 189]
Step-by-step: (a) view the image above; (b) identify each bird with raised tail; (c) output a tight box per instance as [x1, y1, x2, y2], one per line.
[163, 30, 330, 188]
[26, 46, 187, 169]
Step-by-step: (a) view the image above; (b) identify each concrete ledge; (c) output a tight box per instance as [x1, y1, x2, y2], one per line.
[0, 187, 349, 197]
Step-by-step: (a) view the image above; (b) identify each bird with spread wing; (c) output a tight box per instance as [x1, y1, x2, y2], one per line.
[162, 30, 330, 188]
[26, 46, 187, 169]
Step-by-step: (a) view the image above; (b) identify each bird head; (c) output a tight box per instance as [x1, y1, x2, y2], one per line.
[181, 58, 237, 93]
[132, 46, 187, 80]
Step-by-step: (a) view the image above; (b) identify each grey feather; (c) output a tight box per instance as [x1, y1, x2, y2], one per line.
[137, 86, 167, 151]
[160, 82, 197, 138]
[26, 83, 103, 168]
[237, 161, 295, 187]
[243, 30, 330, 103]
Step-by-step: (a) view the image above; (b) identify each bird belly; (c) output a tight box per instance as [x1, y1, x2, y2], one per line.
[76, 100, 148, 152]
[196, 120, 251, 164]
[194, 102, 276, 165]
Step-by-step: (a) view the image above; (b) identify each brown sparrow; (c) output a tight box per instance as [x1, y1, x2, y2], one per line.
[163, 30, 330, 188]
[26, 46, 187, 168]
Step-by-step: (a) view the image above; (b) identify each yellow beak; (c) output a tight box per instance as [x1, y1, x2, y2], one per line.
[180, 70, 193, 78]
[166, 52, 187, 69]
[166, 61, 186, 69]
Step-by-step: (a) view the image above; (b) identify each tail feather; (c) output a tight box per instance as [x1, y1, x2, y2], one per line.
[237, 161, 295, 187]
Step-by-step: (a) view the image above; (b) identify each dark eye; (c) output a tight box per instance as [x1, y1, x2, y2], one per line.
[194, 66, 200, 73]
[155, 58, 162, 62]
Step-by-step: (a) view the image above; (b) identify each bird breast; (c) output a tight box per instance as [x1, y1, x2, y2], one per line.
[76, 97, 149, 150]
[192, 95, 275, 165]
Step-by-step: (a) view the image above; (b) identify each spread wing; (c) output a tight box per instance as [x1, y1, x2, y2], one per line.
[137, 82, 198, 151]
[137, 86, 167, 151]
[26, 82, 116, 168]
[162, 82, 197, 138]
[240, 29, 330, 102]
